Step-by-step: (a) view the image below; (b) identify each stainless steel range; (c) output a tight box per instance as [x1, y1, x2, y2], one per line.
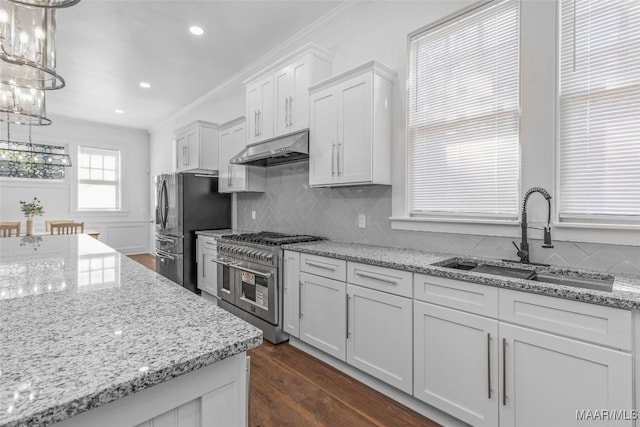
[216, 231, 322, 343]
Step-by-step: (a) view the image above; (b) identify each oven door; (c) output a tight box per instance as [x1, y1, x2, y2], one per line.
[232, 263, 277, 325]
[216, 258, 234, 304]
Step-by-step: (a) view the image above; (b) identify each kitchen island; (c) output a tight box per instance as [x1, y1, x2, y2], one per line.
[0, 234, 262, 427]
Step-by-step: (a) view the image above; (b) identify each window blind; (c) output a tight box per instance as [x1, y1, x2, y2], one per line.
[559, 0, 640, 223]
[408, 0, 520, 220]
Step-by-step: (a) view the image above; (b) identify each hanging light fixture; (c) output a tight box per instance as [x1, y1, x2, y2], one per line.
[0, 80, 51, 125]
[0, 0, 64, 90]
[8, 0, 79, 8]
[0, 117, 71, 179]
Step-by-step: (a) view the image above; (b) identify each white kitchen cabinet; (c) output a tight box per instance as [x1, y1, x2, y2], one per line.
[414, 301, 499, 427]
[347, 283, 413, 394]
[299, 271, 346, 361]
[309, 61, 394, 187]
[245, 43, 333, 145]
[175, 121, 219, 173]
[196, 235, 219, 302]
[283, 250, 301, 338]
[246, 75, 274, 145]
[218, 118, 266, 193]
[499, 323, 633, 427]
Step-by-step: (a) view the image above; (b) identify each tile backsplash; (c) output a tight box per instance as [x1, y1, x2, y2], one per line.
[237, 162, 640, 274]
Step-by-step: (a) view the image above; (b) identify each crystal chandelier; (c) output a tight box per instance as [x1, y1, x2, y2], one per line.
[9, 0, 79, 8]
[0, 0, 64, 90]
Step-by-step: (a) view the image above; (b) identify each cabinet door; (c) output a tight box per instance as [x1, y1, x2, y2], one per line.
[414, 301, 499, 427]
[274, 65, 292, 136]
[283, 251, 300, 338]
[299, 272, 346, 361]
[176, 135, 187, 172]
[229, 125, 247, 191]
[218, 129, 234, 193]
[197, 238, 218, 297]
[183, 128, 200, 171]
[309, 87, 338, 186]
[499, 323, 633, 427]
[246, 83, 260, 145]
[347, 284, 413, 393]
[257, 75, 274, 142]
[289, 57, 311, 132]
[337, 72, 372, 184]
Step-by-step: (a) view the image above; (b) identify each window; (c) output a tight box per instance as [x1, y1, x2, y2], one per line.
[407, 0, 520, 220]
[77, 146, 121, 210]
[558, 0, 640, 224]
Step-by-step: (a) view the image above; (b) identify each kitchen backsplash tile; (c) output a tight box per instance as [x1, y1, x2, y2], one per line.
[237, 162, 640, 274]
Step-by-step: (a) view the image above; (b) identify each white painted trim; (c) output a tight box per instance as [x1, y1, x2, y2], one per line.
[288, 337, 467, 427]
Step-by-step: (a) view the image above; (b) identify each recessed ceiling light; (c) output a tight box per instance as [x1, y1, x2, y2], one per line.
[139, 82, 151, 89]
[189, 25, 204, 36]
[115, 109, 124, 114]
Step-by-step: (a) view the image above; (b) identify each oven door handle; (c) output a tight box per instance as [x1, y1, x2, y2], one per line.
[155, 250, 176, 261]
[235, 266, 272, 279]
[214, 259, 232, 267]
[154, 235, 175, 243]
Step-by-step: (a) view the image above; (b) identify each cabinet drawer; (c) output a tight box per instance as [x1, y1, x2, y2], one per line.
[199, 236, 218, 249]
[347, 262, 412, 298]
[300, 253, 346, 281]
[499, 288, 632, 351]
[414, 274, 498, 318]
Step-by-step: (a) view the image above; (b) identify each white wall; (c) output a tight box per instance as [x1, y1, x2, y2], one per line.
[0, 115, 151, 254]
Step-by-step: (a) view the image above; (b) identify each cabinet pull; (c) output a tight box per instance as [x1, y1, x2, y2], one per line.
[186, 146, 190, 166]
[285, 98, 290, 128]
[487, 333, 491, 399]
[228, 165, 232, 187]
[346, 293, 350, 339]
[354, 270, 398, 285]
[331, 143, 336, 176]
[337, 141, 341, 176]
[305, 259, 337, 271]
[254, 111, 258, 137]
[289, 96, 293, 126]
[502, 338, 507, 406]
[299, 280, 303, 319]
[202, 254, 206, 277]
[258, 109, 262, 136]
[183, 146, 187, 166]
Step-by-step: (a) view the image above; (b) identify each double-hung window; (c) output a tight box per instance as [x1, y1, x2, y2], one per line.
[407, 0, 520, 221]
[558, 0, 640, 224]
[77, 146, 121, 210]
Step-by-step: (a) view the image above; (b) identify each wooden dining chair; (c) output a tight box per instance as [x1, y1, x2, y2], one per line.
[0, 221, 21, 237]
[46, 220, 73, 232]
[50, 221, 84, 235]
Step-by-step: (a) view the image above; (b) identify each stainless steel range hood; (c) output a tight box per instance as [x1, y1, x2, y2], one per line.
[229, 130, 309, 167]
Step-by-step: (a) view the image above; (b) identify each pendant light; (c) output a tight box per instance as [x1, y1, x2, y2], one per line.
[0, 81, 51, 125]
[0, 0, 64, 90]
[9, 0, 79, 8]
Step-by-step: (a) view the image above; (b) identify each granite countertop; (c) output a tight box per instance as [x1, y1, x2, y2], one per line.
[195, 228, 251, 238]
[283, 240, 640, 310]
[0, 234, 263, 427]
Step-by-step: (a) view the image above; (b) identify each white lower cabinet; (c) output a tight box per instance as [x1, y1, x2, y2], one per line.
[347, 284, 413, 393]
[499, 323, 633, 427]
[299, 271, 346, 360]
[414, 301, 499, 427]
[283, 250, 301, 337]
[196, 236, 219, 301]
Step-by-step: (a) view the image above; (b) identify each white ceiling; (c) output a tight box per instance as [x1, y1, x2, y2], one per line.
[46, 0, 343, 130]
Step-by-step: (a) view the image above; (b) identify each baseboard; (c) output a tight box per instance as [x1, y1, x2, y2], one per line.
[288, 337, 468, 427]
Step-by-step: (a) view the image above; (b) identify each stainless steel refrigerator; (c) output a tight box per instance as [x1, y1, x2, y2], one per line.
[154, 172, 231, 294]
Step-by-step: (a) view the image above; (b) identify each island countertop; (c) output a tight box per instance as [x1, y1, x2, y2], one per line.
[0, 234, 262, 427]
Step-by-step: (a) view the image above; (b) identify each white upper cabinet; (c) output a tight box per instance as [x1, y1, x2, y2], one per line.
[309, 61, 395, 187]
[175, 121, 219, 173]
[244, 43, 333, 145]
[218, 118, 266, 193]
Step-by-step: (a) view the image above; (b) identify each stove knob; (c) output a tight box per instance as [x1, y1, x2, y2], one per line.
[265, 253, 273, 261]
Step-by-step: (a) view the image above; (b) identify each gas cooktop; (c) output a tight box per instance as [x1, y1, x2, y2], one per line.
[219, 231, 323, 246]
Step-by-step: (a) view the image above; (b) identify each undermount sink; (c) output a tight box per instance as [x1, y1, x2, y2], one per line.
[440, 260, 614, 293]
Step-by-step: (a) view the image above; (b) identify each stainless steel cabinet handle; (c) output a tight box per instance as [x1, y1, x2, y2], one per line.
[289, 96, 293, 126]
[354, 271, 398, 285]
[331, 143, 336, 176]
[299, 280, 303, 319]
[346, 293, 350, 339]
[254, 111, 258, 137]
[502, 338, 507, 406]
[202, 254, 206, 277]
[183, 146, 187, 166]
[228, 165, 232, 187]
[305, 260, 337, 271]
[487, 333, 491, 399]
[258, 109, 262, 136]
[337, 141, 341, 176]
[285, 98, 289, 128]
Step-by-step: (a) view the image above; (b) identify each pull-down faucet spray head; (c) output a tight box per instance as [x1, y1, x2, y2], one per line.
[514, 187, 554, 263]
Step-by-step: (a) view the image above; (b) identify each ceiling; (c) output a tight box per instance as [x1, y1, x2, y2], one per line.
[46, 0, 343, 130]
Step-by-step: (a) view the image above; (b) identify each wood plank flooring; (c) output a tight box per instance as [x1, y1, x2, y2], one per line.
[127, 253, 440, 427]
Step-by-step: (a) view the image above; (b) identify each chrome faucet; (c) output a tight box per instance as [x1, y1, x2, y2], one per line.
[512, 187, 554, 264]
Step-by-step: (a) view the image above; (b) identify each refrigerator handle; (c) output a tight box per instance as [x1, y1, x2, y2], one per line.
[161, 179, 169, 229]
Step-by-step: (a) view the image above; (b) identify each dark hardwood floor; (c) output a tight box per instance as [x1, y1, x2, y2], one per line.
[127, 253, 440, 427]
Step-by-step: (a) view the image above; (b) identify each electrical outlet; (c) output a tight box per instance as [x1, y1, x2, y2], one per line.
[252, 210, 256, 220]
[358, 214, 366, 228]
